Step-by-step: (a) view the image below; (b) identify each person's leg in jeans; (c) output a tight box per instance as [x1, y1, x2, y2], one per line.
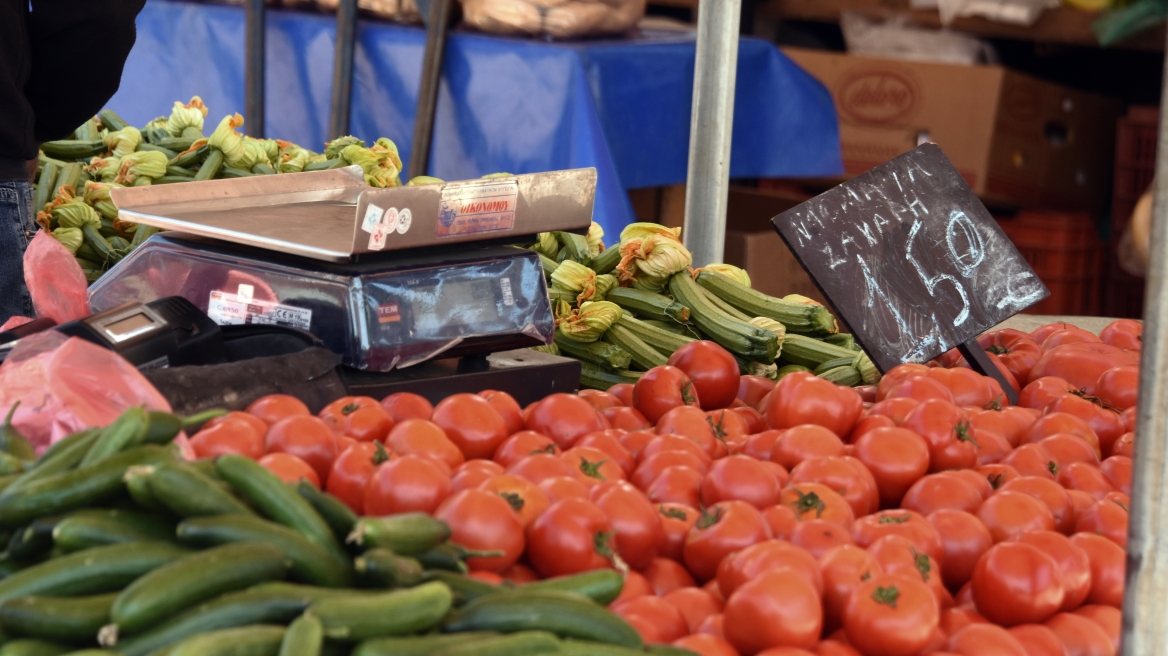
[0, 180, 36, 322]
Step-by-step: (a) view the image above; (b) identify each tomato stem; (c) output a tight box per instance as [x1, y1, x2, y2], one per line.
[681, 380, 697, 407]
[878, 513, 911, 525]
[983, 396, 1004, 411]
[499, 491, 525, 512]
[872, 585, 900, 608]
[341, 403, 361, 416]
[706, 413, 728, 442]
[911, 548, 932, 582]
[594, 530, 617, 561]
[695, 506, 724, 530]
[372, 442, 390, 466]
[792, 488, 826, 519]
[530, 444, 558, 456]
[954, 420, 979, 447]
[659, 505, 689, 521]
[1070, 388, 1123, 414]
[985, 345, 1008, 355]
[1047, 460, 1060, 477]
[987, 473, 1004, 490]
[578, 458, 609, 481]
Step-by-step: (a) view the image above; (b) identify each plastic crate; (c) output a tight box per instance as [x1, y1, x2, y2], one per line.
[996, 211, 1105, 316]
[1113, 106, 1159, 239]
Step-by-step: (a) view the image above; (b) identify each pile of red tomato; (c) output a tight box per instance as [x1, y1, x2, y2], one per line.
[187, 318, 1144, 656]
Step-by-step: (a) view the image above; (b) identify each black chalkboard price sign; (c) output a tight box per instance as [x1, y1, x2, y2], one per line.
[770, 144, 1049, 403]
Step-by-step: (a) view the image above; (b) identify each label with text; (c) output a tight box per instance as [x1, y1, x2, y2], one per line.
[207, 291, 313, 332]
[435, 180, 518, 238]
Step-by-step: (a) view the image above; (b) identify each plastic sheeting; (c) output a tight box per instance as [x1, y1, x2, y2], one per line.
[108, 0, 842, 236]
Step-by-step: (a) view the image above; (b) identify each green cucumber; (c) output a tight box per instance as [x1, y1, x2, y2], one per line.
[555, 643, 647, 656]
[578, 362, 641, 390]
[346, 514, 450, 556]
[442, 590, 642, 649]
[294, 483, 356, 546]
[0, 640, 73, 656]
[779, 334, 860, 369]
[10, 430, 101, 494]
[0, 593, 117, 642]
[7, 514, 83, 562]
[813, 357, 858, 375]
[433, 631, 560, 656]
[194, 149, 224, 181]
[605, 288, 689, 323]
[109, 543, 290, 636]
[167, 625, 285, 656]
[353, 549, 422, 588]
[176, 515, 352, 588]
[416, 543, 498, 574]
[97, 110, 128, 132]
[277, 615, 322, 656]
[520, 570, 623, 605]
[0, 541, 189, 604]
[52, 510, 173, 552]
[306, 581, 452, 641]
[138, 143, 178, 159]
[351, 633, 498, 656]
[0, 404, 36, 462]
[645, 647, 700, 656]
[697, 285, 753, 322]
[421, 571, 500, 607]
[823, 333, 858, 351]
[216, 456, 345, 562]
[554, 332, 633, 371]
[0, 446, 173, 527]
[244, 582, 371, 606]
[110, 590, 309, 656]
[123, 466, 165, 513]
[149, 462, 254, 518]
[170, 145, 208, 169]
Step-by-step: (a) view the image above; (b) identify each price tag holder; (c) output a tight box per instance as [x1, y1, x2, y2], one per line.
[770, 144, 1049, 404]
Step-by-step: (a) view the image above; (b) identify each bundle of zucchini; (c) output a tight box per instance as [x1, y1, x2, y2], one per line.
[33, 98, 422, 285]
[0, 409, 679, 656]
[528, 224, 882, 390]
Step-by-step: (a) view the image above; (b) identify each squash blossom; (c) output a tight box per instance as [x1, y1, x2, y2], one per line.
[260, 139, 281, 163]
[208, 114, 247, 167]
[168, 96, 208, 137]
[586, 222, 605, 257]
[577, 273, 617, 305]
[407, 176, 445, 186]
[749, 316, 787, 340]
[551, 260, 596, 294]
[115, 151, 168, 185]
[556, 300, 621, 343]
[86, 156, 122, 183]
[325, 135, 364, 160]
[238, 138, 271, 170]
[53, 200, 101, 231]
[620, 222, 681, 242]
[143, 116, 169, 133]
[372, 138, 403, 172]
[104, 126, 141, 158]
[616, 232, 692, 292]
[83, 181, 123, 221]
[50, 227, 83, 254]
[854, 352, 881, 385]
[278, 148, 312, 174]
[530, 233, 559, 260]
[341, 144, 401, 188]
[701, 263, 751, 288]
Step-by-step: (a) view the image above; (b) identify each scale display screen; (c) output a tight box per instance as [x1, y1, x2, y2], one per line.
[101, 313, 159, 342]
[411, 279, 500, 333]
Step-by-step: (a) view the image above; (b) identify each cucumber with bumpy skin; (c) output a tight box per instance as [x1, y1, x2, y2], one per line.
[306, 581, 452, 641]
[0, 593, 117, 642]
[166, 624, 286, 656]
[441, 590, 642, 649]
[0, 541, 189, 605]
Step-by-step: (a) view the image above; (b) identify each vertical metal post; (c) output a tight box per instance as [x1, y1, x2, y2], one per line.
[1120, 32, 1168, 656]
[244, 0, 265, 137]
[681, 0, 742, 268]
[329, 0, 360, 139]
[407, 0, 453, 180]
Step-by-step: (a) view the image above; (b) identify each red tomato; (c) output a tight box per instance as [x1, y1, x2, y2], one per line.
[264, 415, 338, 485]
[731, 407, 767, 435]
[1002, 443, 1061, 480]
[867, 397, 921, 425]
[866, 534, 948, 609]
[1031, 322, 1076, 344]
[614, 569, 655, 605]
[971, 406, 1040, 447]
[478, 474, 549, 529]
[562, 446, 626, 488]
[843, 573, 939, 656]
[612, 595, 689, 643]
[1111, 432, 1134, 459]
[814, 641, 863, 656]
[477, 390, 524, 436]
[319, 396, 393, 442]
[658, 502, 699, 561]
[603, 406, 652, 431]
[326, 441, 388, 514]
[379, 392, 433, 423]
[978, 490, 1055, 543]
[852, 427, 931, 507]
[1042, 328, 1101, 350]
[701, 455, 782, 509]
[790, 519, 854, 559]
[946, 624, 1027, 656]
[363, 453, 451, 515]
[1019, 377, 1078, 412]
[1095, 365, 1139, 412]
[766, 373, 863, 437]
[384, 419, 464, 470]
[507, 453, 575, 485]
[538, 475, 589, 504]
[575, 430, 635, 475]
[771, 424, 846, 470]
[668, 341, 742, 410]
[656, 406, 720, 458]
[977, 464, 1023, 492]
[436, 488, 524, 572]
[819, 544, 883, 634]
[493, 430, 560, 469]
[974, 428, 1012, 466]
[941, 606, 988, 636]
[972, 542, 1065, 626]
[927, 509, 993, 591]
[1075, 498, 1129, 548]
[998, 476, 1075, 534]
[884, 375, 957, 404]
[190, 417, 264, 461]
[739, 375, 777, 408]
[743, 430, 784, 461]
[946, 468, 993, 500]
[639, 433, 711, 465]
[789, 456, 880, 519]
[684, 501, 772, 582]
[246, 394, 309, 425]
[500, 563, 539, 584]
[578, 389, 624, 411]
[924, 367, 1001, 408]
[632, 449, 710, 490]
[1044, 613, 1116, 656]
[526, 497, 616, 578]
[525, 393, 608, 449]
[608, 383, 635, 406]
[724, 568, 823, 653]
[780, 483, 854, 529]
[1067, 489, 1098, 527]
[1100, 456, 1131, 496]
[697, 613, 726, 639]
[672, 634, 739, 656]
[901, 473, 983, 516]
[258, 453, 320, 488]
[762, 505, 799, 541]
[1100, 319, 1142, 350]
[851, 510, 943, 566]
[847, 415, 896, 444]
[901, 399, 977, 472]
[634, 366, 701, 424]
[431, 394, 509, 460]
[876, 364, 932, 401]
[592, 481, 663, 570]
[979, 329, 1045, 383]
[450, 459, 504, 492]
[1073, 605, 1121, 652]
[1022, 411, 1100, 452]
[1007, 624, 1067, 656]
[1028, 343, 1139, 394]
[645, 558, 697, 596]
[1039, 434, 1101, 470]
[1044, 396, 1122, 458]
[1058, 462, 1117, 500]
[1020, 530, 1092, 612]
[645, 466, 704, 507]
[1068, 533, 1125, 607]
[707, 409, 751, 443]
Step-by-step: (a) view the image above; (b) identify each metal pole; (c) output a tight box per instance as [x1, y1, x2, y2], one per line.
[407, 0, 453, 180]
[244, 0, 265, 137]
[1120, 31, 1168, 656]
[329, 0, 360, 139]
[681, 0, 742, 268]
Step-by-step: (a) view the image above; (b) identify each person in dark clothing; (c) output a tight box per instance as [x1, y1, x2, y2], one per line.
[1, 0, 146, 322]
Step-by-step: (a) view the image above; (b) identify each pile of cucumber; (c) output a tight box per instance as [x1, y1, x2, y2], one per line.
[531, 230, 882, 390]
[0, 409, 677, 656]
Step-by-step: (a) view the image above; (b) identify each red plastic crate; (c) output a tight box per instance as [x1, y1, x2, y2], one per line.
[1108, 106, 1157, 318]
[997, 211, 1104, 316]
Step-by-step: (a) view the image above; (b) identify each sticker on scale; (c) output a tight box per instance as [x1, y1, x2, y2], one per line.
[396, 208, 412, 234]
[207, 291, 313, 331]
[360, 204, 385, 233]
[435, 179, 518, 238]
[500, 278, 514, 306]
[368, 220, 390, 251]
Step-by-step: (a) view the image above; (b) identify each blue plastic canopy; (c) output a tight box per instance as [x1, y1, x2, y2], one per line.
[109, 0, 842, 236]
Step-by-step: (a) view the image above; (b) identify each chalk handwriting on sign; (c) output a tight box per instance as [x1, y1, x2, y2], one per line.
[770, 144, 1049, 374]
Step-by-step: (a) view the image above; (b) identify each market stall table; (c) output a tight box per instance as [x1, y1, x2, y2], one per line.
[107, 0, 842, 236]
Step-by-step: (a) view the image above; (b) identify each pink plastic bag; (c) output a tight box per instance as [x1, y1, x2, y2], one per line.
[24, 230, 89, 324]
[0, 316, 33, 331]
[0, 332, 179, 454]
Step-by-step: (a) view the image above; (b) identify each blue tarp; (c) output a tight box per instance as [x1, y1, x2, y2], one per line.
[109, 0, 842, 235]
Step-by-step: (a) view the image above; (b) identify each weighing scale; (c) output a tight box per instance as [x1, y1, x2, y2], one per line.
[87, 166, 593, 405]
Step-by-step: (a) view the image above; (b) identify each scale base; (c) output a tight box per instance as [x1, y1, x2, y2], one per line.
[343, 349, 581, 407]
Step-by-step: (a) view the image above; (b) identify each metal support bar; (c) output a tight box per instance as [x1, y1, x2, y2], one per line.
[1121, 30, 1168, 656]
[329, 0, 360, 139]
[244, 0, 265, 137]
[681, 0, 742, 268]
[407, 0, 453, 180]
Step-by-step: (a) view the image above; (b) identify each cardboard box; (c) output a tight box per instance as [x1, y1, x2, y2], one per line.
[782, 47, 1122, 213]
